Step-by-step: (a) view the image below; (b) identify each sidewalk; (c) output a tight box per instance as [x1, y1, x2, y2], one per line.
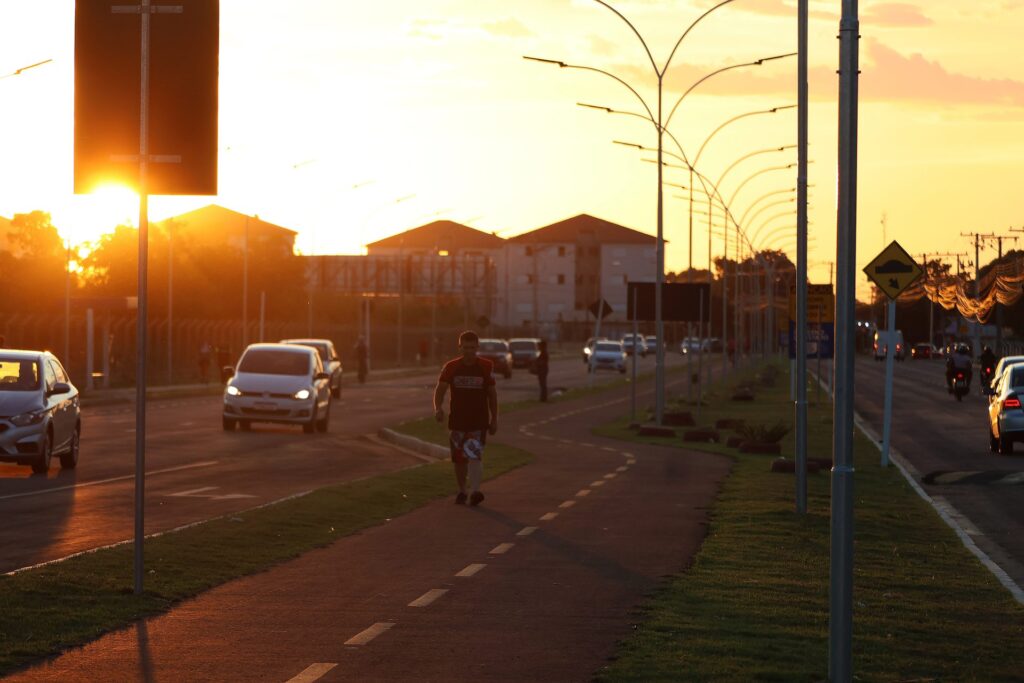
[11, 382, 729, 681]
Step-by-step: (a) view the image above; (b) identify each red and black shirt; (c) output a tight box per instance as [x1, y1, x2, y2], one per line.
[439, 357, 495, 431]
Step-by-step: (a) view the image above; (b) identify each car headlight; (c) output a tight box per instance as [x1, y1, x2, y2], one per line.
[10, 410, 46, 427]
[293, 388, 311, 400]
[226, 385, 241, 396]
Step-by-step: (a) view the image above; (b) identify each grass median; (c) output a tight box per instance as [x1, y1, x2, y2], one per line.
[0, 418, 530, 676]
[594, 360, 1024, 682]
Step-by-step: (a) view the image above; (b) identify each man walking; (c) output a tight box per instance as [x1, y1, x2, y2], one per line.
[433, 330, 498, 506]
[536, 339, 550, 402]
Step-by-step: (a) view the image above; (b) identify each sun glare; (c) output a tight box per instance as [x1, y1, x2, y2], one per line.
[55, 184, 139, 246]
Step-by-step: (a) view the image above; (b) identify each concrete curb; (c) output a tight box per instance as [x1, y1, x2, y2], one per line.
[812, 370, 1024, 605]
[377, 427, 448, 461]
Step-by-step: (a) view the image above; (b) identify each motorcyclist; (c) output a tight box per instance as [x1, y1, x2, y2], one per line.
[980, 345, 998, 385]
[946, 343, 973, 392]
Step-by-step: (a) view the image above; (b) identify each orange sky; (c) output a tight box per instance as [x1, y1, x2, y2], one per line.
[2, 0, 1022, 299]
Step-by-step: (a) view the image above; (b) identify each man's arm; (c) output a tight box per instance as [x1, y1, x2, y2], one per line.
[487, 385, 498, 434]
[433, 381, 449, 423]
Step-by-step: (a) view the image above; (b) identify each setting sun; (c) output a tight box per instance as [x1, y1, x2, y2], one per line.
[53, 183, 138, 246]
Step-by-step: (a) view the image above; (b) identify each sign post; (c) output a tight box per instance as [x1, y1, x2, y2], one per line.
[863, 241, 922, 468]
[587, 298, 612, 387]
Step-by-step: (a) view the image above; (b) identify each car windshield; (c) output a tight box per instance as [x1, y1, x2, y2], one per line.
[238, 349, 310, 376]
[1011, 366, 1024, 388]
[287, 342, 329, 360]
[509, 341, 536, 351]
[480, 341, 506, 352]
[596, 343, 620, 352]
[0, 358, 40, 392]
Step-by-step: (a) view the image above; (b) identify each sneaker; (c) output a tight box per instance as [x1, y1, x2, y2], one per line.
[455, 492, 467, 505]
[469, 491, 485, 507]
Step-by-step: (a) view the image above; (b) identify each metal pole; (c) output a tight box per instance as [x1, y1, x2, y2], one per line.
[707, 194, 713, 387]
[830, 0, 860, 676]
[242, 215, 249, 349]
[64, 240, 71, 370]
[631, 286, 638, 421]
[722, 201, 728, 381]
[134, 0, 152, 597]
[167, 224, 173, 383]
[881, 299, 895, 467]
[258, 291, 265, 342]
[654, 76, 666, 426]
[974, 234, 981, 357]
[397, 251, 404, 367]
[795, 0, 809, 515]
[997, 238, 1004, 356]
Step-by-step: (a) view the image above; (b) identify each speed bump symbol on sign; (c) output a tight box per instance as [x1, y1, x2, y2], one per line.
[863, 241, 922, 300]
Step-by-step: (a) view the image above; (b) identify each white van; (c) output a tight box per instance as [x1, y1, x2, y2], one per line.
[873, 330, 905, 361]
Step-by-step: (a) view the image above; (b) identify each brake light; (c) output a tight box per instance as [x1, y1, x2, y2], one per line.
[1004, 396, 1021, 410]
[956, 372, 965, 379]
[986, 367, 993, 373]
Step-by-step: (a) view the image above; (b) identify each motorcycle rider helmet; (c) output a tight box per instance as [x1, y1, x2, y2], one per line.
[956, 343, 970, 355]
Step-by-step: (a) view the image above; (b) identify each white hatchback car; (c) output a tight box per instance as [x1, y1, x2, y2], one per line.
[222, 344, 332, 433]
[589, 340, 627, 374]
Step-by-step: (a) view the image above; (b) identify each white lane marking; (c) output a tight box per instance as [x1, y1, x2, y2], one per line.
[559, 500, 576, 509]
[344, 622, 394, 646]
[616, 466, 628, 473]
[517, 526, 538, 536]
[490, 543, 515, 554]
[604, 473, 618, 480]
[626, 459, 636, 465]
[539, 512, 558, 521]
[286, 663, 337, 682]
[601, 447, 617, 452]
[456, 563, 487, 577]
[591, 481, 606, 487]
[179, 421, 195, 427]
[622, 452, 635, 458]
[559, 439, 573, 445]
[995, 472, 1024, 485]
[0, 461, 220, 501]
[580, 442, 596, 448]
[576, 489, 591, 497]
[408, 588, 448, 608]
[124, 429, 136, 433]
[166, 486, 257, 501]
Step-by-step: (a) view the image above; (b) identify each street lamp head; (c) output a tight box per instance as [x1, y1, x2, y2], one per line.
[523, 55, 566, 68]
[613, 139, 646, 151]
[577, 102, 614, 113]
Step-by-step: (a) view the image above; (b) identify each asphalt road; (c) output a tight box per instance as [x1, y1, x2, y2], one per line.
[0, 353, 693, 574]
[854, 356, 1024, 589]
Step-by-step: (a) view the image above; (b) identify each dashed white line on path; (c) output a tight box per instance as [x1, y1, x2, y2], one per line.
[456, 563, 487, 577]
[345, 622, 394, 646]
[408, 589, 448, 608]
[576, 489, 591, 497]
[490, 543, 515, 554]
[0, 461, 220, 501]
[559, 500, 576, 509]
[615, 466, 628, 473]
[604, 473, 618, 480]
[286, 663, 337, 683]
[539, 512, 558, 521]
[601, 446, 617, 452]
[517, 526, 538, 536]
[591, 481, 605, 487]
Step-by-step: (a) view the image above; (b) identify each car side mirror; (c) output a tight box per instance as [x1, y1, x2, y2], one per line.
[222, 366, 235, 379]
[49, 382, 72, 396]
[315, 372, 330, 381]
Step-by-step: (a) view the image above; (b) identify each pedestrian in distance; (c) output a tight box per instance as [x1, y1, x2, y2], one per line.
[354, 336, 369, 383]
[198, 340, 212, 384]
[433, 330, 498, 506]
[536, 339, 550, 402]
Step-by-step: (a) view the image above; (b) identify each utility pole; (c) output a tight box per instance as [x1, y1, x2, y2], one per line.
[961, 231, 1002, 354]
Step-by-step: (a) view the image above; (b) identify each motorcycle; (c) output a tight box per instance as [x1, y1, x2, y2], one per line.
[951, 371, 968, 402]
[981, 365, 995, 395]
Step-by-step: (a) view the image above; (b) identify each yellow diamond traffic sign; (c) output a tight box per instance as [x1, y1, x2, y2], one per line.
[863, 241, 922, 300]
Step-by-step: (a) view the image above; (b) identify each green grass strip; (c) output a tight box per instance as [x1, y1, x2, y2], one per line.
[594, 361, 1024, 682]
[0, 418, 529, 676]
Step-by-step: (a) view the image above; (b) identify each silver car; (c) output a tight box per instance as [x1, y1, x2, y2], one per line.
[222, 344, 332, 433]
[988, 363, 1024, 454]
[589, 340, 627, 374]
[0, 350, 80, 473]
[280, 338, 343, 398]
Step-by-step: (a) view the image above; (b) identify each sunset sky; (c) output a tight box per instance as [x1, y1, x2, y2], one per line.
[2, 0, 1023, 298]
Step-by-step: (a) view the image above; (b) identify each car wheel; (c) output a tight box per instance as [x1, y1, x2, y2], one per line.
[316, 404, 330, 433]
[60, 424, 80, 469]
[239, 420, 251, 431]
[31, 430, 52, 474]
[303, 408, 317, 434]
[222, 417, 236, 431]
[999, 433, 1014, 455]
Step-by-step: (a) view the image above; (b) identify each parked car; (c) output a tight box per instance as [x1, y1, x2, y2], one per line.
[621, 333, 648, 358]
[508, 338, 541, 369]
[988, 363, 1024, 454]
[478, 339, 513, 378]
[280, 338, 342, 398]
[223, 343, 332, 434]
[589, 340, 627, 374]
[991, 356, 1024, 392]
[645, 335, 660, 353]
[582, 337, 599, 364]
[679, 337, 712, 354]
[0, 350, 80, 474]
[873, 330, 905, 361]
[911, 343, 933, 359]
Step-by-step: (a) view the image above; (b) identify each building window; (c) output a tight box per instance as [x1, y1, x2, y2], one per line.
[622, 275, 628, 284]
[557, 274, 566, 284]
[527, 274, 534, 284]
[558, 246, 566, 257]
[590, 246, 600, 256]
[525, 246, 534, 256]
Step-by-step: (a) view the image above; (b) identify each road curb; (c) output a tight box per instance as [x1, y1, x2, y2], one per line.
[814, 371, 1024, 605]
[377, 427, 448, 461]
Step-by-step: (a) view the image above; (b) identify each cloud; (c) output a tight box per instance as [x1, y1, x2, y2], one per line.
[694, 0, 837, 21]
[589, 34, 617, 57]
[482, 18, 532, 38]
[862, 2, 933, 27]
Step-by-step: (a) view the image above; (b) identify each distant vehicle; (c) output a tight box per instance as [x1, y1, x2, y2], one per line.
[582, 337, 600, 364]
[707, 337, 723, 353]
[911, 343, 933, 359]
[621, 333, 648, 358]
[589, 340, 627, 374]
[223, 343, 332, 434]
[0, 350, 80, 474]
[644, 335, 660, 353]
[508, 338, 541, 369]
[873, 330, 905, 361]
[680, 337, 713, 354]
[478, 339, 513, 378]
[280, 338, 342, 398]
[988, 363, 1024, 454]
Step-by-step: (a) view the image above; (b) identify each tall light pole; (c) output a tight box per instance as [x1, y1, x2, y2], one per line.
[795, 0, 811, 516]
[831, 0, 861, 677]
